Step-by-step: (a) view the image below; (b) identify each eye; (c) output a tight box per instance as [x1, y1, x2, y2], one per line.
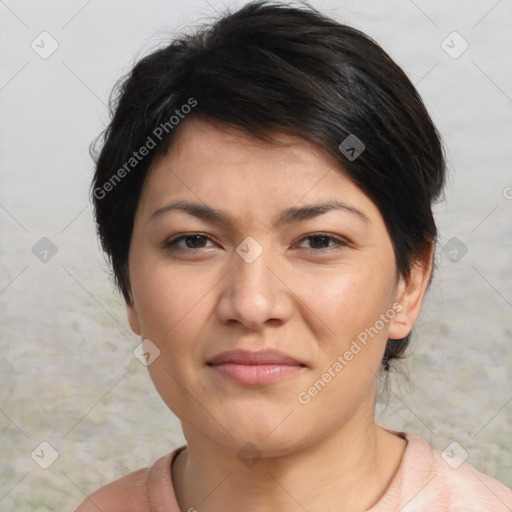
[162, 233, 214, 251]
[297, 233, 347, 252]
[162, 232, 348, 253]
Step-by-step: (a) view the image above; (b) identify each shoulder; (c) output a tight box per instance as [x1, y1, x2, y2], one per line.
[404, 433, 512, 510]
[431, 445, 512, 507]
[74, 447, 184, 512]
[74, 466, 151, 512]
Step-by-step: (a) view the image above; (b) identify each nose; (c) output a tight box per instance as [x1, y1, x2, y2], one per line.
[216, 239, 293, 331]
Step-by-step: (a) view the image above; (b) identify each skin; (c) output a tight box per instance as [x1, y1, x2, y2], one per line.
[121, 116, 433, 512]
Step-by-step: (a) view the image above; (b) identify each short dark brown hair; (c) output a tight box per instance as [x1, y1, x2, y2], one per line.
[89, 0, 446, 372]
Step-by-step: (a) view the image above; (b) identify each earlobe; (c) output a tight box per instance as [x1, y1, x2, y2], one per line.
[125, 289, 142, 336]
[388, 243, 434, 340]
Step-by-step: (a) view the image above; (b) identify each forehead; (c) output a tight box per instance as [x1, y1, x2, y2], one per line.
[162, 116, 339, 176]
[136, 117, 381, 226]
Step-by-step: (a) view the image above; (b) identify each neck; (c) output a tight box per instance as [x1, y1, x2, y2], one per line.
[172, 413, 407, 512]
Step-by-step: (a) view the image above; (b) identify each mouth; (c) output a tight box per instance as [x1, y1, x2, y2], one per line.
[206, 349, 308, 386]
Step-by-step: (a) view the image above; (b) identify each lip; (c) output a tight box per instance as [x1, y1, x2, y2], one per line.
[207, 349, 307, 385]
[208, 349, 304, 366]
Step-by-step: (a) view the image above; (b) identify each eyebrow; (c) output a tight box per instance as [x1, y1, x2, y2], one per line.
[149, 199, 370, 227]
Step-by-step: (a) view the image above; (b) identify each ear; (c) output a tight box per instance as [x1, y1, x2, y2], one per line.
[125, 287, 142, 336]
[388, 242, 434, 340]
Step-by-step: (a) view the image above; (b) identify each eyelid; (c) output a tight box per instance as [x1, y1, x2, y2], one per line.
[161, 232, 215, 250]
[296, 232, 349, 251]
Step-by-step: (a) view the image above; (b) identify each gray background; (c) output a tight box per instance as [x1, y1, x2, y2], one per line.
[1, 0, 511, 510]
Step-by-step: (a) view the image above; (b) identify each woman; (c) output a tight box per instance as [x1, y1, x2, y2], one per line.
[77, 1, 512, 510]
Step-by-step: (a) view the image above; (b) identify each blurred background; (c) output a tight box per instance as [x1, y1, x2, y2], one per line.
[1, 0, 511, 509]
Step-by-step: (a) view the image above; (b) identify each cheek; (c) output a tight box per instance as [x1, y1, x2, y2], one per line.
[301, 265, 394, 346]
[295, 268, 395, 418]
[134, 263, 219, 420]
[133, 258, 218, 340]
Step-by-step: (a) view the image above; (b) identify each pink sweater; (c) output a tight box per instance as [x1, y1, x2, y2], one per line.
[76, 431, 512, 511]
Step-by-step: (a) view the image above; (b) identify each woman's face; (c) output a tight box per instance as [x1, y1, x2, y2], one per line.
[126, 117, 417, 456]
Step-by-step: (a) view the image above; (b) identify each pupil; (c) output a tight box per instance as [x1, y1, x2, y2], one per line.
[187, 235, 205, 248]
[312, 235, 329, 248]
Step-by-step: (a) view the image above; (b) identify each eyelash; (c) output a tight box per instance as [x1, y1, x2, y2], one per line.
[162, 232, 348, 253]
